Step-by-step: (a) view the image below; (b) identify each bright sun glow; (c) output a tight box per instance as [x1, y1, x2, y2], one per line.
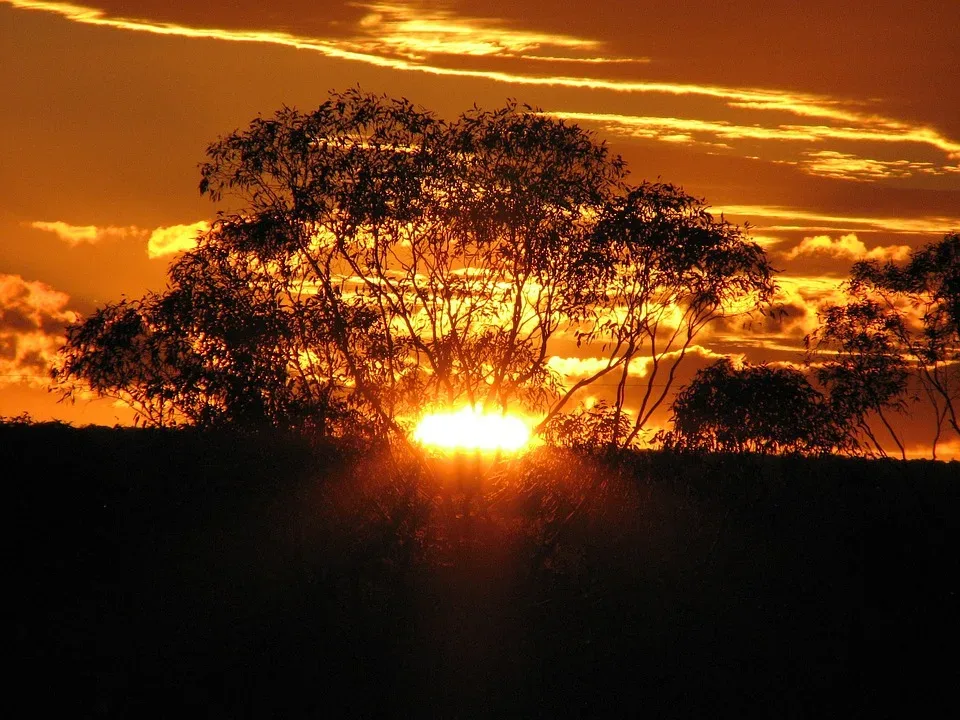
[413, 406, 532, 452]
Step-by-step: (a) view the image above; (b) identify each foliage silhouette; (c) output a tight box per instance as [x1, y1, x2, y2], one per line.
[540, 401, 633, 451]
[54, 89, 774, 439]
[807, 300, 911, 458]
[808, 233, 959, 458]
[560, 182, 775, 446]
[659, 359, 842, 454]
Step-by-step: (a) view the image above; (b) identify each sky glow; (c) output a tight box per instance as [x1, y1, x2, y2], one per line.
[1, 0, 957, 457]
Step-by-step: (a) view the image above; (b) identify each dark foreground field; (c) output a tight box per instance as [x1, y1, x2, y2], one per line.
[6, 425, 959, 717]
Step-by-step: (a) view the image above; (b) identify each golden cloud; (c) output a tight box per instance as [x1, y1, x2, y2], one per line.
[797, 150, 959, 182]
[708, 273, 850, 346]
[784, 233, 912, 263]
[909, 437, 960, 461]
[715, 205, 959, 236]
[0, 273, 76, 387]
[7, 0, 959, 164]
[548, 355, 642, 380]
[548, 345, 735, 384]
[350, 2, 642, 63]
[30, 220, 143, 246]
[765, 359, 810, 373]
[30, 217, 210, 257]
[545, 111, 960, 161]
[750, 235, 786, 249]
[147, 221, 210, 259]
[546, 344, 749, 446]
[772, 275, 847, 336]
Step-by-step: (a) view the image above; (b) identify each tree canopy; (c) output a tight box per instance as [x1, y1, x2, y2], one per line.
[659, 359, 841, 455]
[808, 233, 959, 458]
[54, 89, 775, 441]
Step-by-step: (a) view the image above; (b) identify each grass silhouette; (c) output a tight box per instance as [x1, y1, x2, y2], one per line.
[7, 424, 957, 717]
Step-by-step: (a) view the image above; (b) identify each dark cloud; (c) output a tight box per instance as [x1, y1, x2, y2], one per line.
[18, 349, 48, 372]
[714, 300, 813, 339]
[39, 312, 71, 335]
[0, 307, 37, 332]
[0, 335, 17, 360]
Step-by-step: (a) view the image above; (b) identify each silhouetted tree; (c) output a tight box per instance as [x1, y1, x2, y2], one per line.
[659, 359, 841, 455]
[541, 401, 632, 451]
[557, 183, 775, 446]
[55, 89, 774, 438]
[53, 294, 195, 427]
[808, 233, 959, 458]
[54, 239, 380, 434]
[807, 300, 910, 458]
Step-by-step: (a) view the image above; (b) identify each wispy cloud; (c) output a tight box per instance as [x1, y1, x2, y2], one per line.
[6, 0, 959, 164]
[30, 217, 208, 257]
[30, 220, 142, 246]
[350, 2, 644, 64]
[715, 205, 960, 235]
[548, 345, 734, 383]
[548, 355, 639, 380]
[750, 235, 786, 250]
[796, 150, 960, 182]
[545, 111, 960, 160]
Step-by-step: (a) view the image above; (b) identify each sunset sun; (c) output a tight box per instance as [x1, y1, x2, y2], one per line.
[413, 406, 532, 452]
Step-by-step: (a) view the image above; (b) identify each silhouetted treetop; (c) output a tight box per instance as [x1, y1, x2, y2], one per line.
[660, 360, 842, 455]
[55, 89, 774, 440]
[808, 233, 959, 458]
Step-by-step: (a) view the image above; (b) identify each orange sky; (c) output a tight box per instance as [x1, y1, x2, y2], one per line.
[1, 1, 958, 455]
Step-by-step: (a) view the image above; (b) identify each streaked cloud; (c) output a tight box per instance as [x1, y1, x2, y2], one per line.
[30, 218, 208, 257]
[545, 111, 960, 161]
[784, 233, 912, 263]
[549, 111, 821, 144]
[147, 221, 210, 259]
[0, 273, 76, 387]
[548, 345, 733, 383]
[3, 1, 957, 456]
[775, 274, 849, 303]
[351, 2, 644, 64]
[750, 235, 786, 250]
[548, 355, 640, 380]
[715, 205, 959, 235]
[30, 220, 142, 246]
[797, 151, 960, 182]
[6, 0, 959, 165]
